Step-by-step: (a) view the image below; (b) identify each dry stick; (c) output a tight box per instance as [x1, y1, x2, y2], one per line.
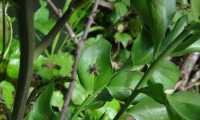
[60, 0, 101, 119]
[47, 0, 79, 45]
[179, 52, 200, 90]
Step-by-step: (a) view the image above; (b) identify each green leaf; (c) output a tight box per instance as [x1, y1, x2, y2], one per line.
[171, 33, 200, 56]
[150, 61, 180, 89]
[160, 15, 188, 53]
[114, 32, 132, 47]
[138, 84, 166, 104]
[107, 69, 143, 101]
[69, 1, 93, 29]
[0, 3, 13, 59]
[126, 97, 169, 120]
[131, 0, 176, 56]
[26, 81, 59, 120]
[167, 91, 200, 120]
[51, 91, 64, 111]
[34, 0, 56, 34]
[77, 38, 112, 93]
[131, 28, 153, 65]
[110, 2, 128, 23]
[191, 0, 200, 21]
[6, 58, 19, 79]
[0, 81, 15, 109]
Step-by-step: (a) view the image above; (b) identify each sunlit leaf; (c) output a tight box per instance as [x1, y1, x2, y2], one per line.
[0, 81, 15, 109]
[77, 38, 112, 93]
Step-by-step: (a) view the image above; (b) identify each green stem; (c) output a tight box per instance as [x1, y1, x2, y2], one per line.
[71, 88, 103, 120]
[113, 29, 190, 120]
[11, 1, 34, 120]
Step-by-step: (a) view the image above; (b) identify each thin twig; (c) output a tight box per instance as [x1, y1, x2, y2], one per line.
[60, 0, 101, 119]
[47, 0, 79, 45]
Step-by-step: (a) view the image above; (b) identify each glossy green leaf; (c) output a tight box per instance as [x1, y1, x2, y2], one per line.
[34, 0, 56, 34]
[26, 81, 59, 120]
[107, 69, 143, 101]
[0, 81, 15, 109]
[138, 84, 166, 104]
[126, 97, 169, 120]
[167, 91, 200, 120]
[171, 33, 200, 56]
[131, 0, 176, 56]
[131, 28, 153, 65]
[150, 61, 180, 89]
[114, 32, 132, 47]
[77, 38, 112, 93]
[0, 3, 13, 59]
[160, 15, 188, 53]
[6, 58, 19, 79]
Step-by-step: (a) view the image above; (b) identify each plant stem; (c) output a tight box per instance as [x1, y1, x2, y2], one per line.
[113, 29, 190, 120]
[71, 88, 103, 120]
[11, 0, 34, 120]
[60, 0, 101, 119]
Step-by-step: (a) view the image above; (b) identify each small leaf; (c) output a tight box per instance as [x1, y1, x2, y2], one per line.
[51, 91, 64, 111]
[107, 69, 143, 101]
[114, 32, 132, 47]
[167, 91, 200, 120]
[34, 0, 56, 34]
[150, 61, 180, 89]
[191, 0, 200, 21]
[126, 97, 169, 120]
[77, 38, 113, 93]
[0, 81, 15, 109]
[6, 58, 19, 79]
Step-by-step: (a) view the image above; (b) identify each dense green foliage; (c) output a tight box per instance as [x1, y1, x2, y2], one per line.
[0, 0, 200, 120]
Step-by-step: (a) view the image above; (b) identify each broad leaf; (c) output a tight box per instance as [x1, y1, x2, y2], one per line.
[171, 33, 200, 56]
[131, 28, 153, 65]
[77, 38, 112, 93]
[191, 0, 200, 21]
[126, 97, 169, 120]
[167, 91, 200, 120]
[26, 81, 59, 120]
[150, 61, 180, 89]
[107, 69, 143, 101]
[131, 0, 176, 56]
